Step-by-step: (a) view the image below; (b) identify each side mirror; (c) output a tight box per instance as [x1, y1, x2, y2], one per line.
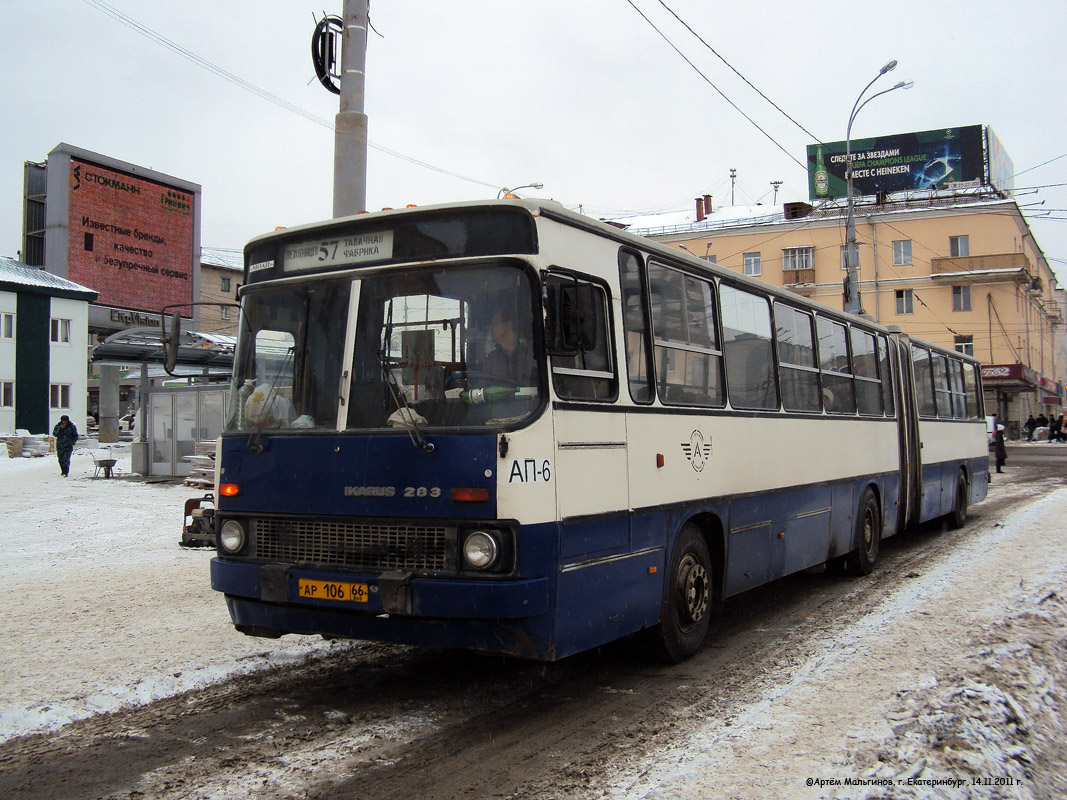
[163, 311, 181, 373]
[544, 275, 600, 356]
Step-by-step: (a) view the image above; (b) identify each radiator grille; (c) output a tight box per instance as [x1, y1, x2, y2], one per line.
[254, 518, 456, 573]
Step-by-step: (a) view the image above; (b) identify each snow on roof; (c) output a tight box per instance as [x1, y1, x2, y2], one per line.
[611, 204, 783, 236]
[615, 192, 1018, 238]
[200, 247, 243, 271]
[0, 257, 97, 300]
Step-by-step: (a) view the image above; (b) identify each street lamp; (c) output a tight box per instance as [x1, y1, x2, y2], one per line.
[498, 183, 543, 199]
[843, 60, 913, 314]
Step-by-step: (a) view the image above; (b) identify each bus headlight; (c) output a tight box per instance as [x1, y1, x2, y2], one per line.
[462, 531, 499, 570]
[219, 520, 247, 554]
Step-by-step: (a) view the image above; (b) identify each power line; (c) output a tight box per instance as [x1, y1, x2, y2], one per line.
[622, 0, 807, 171]
[81, 0, 500, 191]
[653, 0, 820, 143]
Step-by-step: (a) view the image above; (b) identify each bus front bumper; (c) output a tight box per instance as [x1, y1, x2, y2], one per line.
[210, 558, 549, 620]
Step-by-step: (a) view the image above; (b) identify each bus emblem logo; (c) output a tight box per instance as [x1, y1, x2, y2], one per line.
[681, 431, 712, 472]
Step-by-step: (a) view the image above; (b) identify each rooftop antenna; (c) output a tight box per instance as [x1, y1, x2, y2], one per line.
[730, 168, 737, 206]
[770, 180, 783, 204]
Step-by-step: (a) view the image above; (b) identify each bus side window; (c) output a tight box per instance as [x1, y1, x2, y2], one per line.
[618, 249, 654, 403]
[956, 358, 973, 420]
[963, 362, 982, 418]
[932, 354, 953, 418]
[545, 274, 617, 401]
[647, 263, 724, 407]
[878, 334, 896, 417]
[720, 283, 778, 410]
[912, 347, 936, 417]
[774, 304, 821, 412]
[816, 315, 856, 414]
[850, 327, 884, 416]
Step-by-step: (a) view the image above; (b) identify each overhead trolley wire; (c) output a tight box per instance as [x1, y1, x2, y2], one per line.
[81, 0, 500, 191]
[623, 0, 807, 171]
[653, 0, 820, 143]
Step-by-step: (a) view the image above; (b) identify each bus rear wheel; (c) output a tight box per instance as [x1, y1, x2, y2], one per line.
[650, 523, 712, 663]
[845, 487, 881, 576]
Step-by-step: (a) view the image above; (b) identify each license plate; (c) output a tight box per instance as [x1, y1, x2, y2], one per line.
[297, 579, 369, 603]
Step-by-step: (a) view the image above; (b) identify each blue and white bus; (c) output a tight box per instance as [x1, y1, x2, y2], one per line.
[204, 199, 988, 662]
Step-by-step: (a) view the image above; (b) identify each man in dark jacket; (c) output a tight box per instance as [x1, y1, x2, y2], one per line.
[994, 425, 1007, 473]
[52, 415, 79, 477]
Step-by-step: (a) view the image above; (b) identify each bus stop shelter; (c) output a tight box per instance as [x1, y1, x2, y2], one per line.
[91, 327, 233, 477]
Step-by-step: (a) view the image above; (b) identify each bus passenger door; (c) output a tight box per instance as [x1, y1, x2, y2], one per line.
[896, 337, 922, 528]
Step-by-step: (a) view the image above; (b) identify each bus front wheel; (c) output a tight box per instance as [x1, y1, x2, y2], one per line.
[845, 487, 881, 576]
[651, 523, 712, 663]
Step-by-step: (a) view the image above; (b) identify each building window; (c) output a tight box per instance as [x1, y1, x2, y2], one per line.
[840, 245, 848, 270]
[1, 312, 13, 339]
[782, 246, 813, 271]
[221, 276, 231, 292]
[1, 381, 12, 408]
[950, 235, 970, 257]
[955, 335, 974, 356]
[952, 285, 972, 312]
[221, 306, 231, 320]
[702, 255, 717, 264]
[895, 289, 914, 315]
[892, 240, 912, 265]
[50, 383, 71, 409]
[743, 252, 761, 277]
[50, 318, 71, 344]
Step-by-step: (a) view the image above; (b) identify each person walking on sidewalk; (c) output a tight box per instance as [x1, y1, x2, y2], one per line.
[994, 424, 1007, 473]
[52, 414, 79, 477]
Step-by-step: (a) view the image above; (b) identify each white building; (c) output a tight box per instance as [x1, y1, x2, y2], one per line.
[0, 257, 97, 435]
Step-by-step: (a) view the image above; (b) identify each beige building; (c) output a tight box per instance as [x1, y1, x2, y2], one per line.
[625, 194, 1065, 437]
[197, 249, 242, 336]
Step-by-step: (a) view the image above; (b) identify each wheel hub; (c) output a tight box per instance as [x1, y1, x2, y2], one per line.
[677, 554, 709, 626]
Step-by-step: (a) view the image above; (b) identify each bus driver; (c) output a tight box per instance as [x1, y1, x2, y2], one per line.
[484, 307, 536, 387]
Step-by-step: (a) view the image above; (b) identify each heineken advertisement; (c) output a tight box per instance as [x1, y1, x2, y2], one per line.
[806, 125, 986, 201]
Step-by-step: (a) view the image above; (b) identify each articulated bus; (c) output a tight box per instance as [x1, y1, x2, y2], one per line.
[206, 199, 988, 662]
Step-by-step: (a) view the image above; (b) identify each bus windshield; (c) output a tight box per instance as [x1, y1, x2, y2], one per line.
[227, 262, 543, 433]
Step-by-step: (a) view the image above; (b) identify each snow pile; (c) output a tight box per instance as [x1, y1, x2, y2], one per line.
[0, 441, 351, 743]
[833, 591, 1067, 799]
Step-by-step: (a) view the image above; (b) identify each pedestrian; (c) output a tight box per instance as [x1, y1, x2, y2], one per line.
[1037, 412, 1049, 431]
[1051, 414, 1065, 444]
[1024, 414, 1036, 442]
[52, 414, 79, 477]
[994, 424, 1007, 473]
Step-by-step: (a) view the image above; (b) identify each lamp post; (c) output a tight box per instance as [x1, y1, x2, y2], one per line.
[498, 183, 543, 199]
[843, 60, 913, 314]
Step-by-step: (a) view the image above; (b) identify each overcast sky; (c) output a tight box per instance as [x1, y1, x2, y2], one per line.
[4, 1, 1066, 280]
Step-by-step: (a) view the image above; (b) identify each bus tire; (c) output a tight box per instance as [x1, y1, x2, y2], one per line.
[845, 487, 881, 576]
[650, 523, 712, 663]
[949, 472, 969, 529]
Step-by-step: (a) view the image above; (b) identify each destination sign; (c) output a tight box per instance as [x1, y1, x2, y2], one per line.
[282, 231, 393, 272]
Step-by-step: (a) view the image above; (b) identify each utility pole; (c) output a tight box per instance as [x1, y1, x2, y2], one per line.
[333, 0, 370, 218]
[770, 180, 783, 205]
[729, 168, 737, 206]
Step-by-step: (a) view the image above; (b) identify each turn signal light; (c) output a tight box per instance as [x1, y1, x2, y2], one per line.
[452, 488, 490, 503]
[219, 483, 240, 497]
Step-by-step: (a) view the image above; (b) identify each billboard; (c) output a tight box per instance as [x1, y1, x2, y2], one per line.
[65, 157, 195, 313]
[807, 125, 986, 200]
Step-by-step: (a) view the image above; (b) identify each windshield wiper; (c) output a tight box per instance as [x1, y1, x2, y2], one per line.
[378, 347, 434, 453]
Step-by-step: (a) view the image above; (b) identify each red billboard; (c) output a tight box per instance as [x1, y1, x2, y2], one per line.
[66, 157, 195, 313]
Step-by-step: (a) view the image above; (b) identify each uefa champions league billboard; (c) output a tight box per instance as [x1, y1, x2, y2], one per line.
[806, 125, 994, 200]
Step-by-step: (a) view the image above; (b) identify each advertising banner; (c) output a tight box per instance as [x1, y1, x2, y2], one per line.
[807, 126, 985, 200]
[65, 157, 195, 313]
